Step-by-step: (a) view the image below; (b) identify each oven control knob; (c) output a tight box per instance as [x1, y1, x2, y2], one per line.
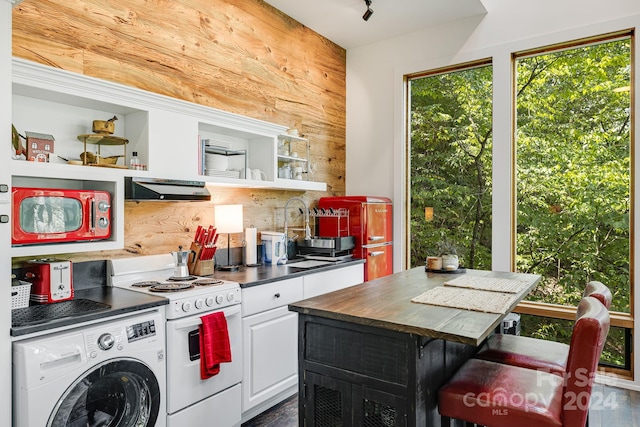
[182, 301, 192, 312]
[195, 298, 204, 309]
[227, 293, 235, 302]
[205, 296, 215, 307]
[215, 294, 224, 304]
[98, 333, 115, 351]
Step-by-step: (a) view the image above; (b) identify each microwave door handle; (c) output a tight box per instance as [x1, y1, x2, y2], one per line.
[89, 198, 95, 232]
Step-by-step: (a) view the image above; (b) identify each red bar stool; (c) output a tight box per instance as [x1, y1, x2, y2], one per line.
[474, 281, 611, 375]
[439, 296, 610, 427]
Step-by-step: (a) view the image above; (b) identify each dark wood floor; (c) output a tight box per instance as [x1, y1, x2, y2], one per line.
[241, 394, 298, 427]
[241, 384, 640, 426]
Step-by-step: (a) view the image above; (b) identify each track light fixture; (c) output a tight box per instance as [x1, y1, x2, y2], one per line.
[362, 0, 373, 21]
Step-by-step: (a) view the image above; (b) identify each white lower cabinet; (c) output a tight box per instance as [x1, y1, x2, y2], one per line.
[240, 263, 365, 422]
[242, 306, 299, 421]
[303, 263, 364, 299]
[241, 278, 303, 422]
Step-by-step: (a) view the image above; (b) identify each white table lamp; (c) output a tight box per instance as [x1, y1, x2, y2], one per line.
[215, 204, 244, 271]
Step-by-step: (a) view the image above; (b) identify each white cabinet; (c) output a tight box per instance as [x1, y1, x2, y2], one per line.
[11, 59, 148, 256]
[240, 263, 365, 422]
[276, 134, 309, 181]
[303, 263, 365, 299]
[10, 58, 328, 257]
[241, 277, 303, 422]
[242, 307, 299, 420]
[198, 120, 278, 185]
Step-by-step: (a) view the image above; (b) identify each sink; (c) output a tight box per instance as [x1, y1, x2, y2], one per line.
[286, 260, 334, 269]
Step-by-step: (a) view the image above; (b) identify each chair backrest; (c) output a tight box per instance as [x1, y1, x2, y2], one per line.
[583, 281, 612, 309]
[562, 296, 610, 427]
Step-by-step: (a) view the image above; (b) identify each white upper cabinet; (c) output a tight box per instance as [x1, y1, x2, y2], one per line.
[11, 58, 326, 191]
[10, 58, 326, 256]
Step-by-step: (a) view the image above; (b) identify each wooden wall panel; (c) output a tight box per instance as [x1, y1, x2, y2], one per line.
[11, 0, 346, 265]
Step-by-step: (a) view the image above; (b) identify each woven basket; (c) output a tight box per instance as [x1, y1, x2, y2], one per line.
[80, 152, 120, 165]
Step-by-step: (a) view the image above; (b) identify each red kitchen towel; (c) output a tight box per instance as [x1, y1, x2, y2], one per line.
[199, 311, 232, 380]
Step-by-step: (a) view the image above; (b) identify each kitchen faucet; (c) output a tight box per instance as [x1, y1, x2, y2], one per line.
[284, 197, 312, 241]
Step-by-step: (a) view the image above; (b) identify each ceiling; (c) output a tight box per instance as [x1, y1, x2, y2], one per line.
[264, 0, 488, 49]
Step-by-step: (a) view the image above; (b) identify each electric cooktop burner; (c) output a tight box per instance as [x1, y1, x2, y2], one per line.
[167, 275, 197, 281]
[149, 283, 195, 292]
[192, 278, 224, 286]
[132, 281, 163, 288]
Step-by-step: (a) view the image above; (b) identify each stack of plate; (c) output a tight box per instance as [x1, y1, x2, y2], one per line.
[204, 153, 229, 171]
[202, 139, 231, 149]
[205, 169, 240, 178]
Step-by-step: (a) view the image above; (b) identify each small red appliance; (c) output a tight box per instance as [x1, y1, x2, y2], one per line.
[12, 187, 111, 246]
[24, 258, 74, 304]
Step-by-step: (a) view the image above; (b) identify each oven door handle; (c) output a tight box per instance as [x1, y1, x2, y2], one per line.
[169, 304, 241, 330]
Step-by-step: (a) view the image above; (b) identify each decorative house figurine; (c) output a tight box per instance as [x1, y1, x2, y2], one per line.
[25, 131, 55, 162]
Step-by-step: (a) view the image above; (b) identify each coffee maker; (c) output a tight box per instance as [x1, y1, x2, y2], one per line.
[170, 246, 195, 279]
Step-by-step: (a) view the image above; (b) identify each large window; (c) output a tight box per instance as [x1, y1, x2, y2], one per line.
[407, 63, 493, 270]
[514, 33, 633, 369]
[405, 31, 634, 375]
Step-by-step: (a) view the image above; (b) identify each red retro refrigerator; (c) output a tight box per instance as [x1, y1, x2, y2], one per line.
[318, 196, 393, 281]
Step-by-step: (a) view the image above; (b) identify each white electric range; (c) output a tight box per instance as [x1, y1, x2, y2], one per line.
[109, 254, 242, 427]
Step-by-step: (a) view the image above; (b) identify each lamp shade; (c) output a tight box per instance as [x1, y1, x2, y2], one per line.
[214, 205, 244, 234]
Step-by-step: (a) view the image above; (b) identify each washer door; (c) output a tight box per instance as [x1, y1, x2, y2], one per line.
[48, 358, 160, 427]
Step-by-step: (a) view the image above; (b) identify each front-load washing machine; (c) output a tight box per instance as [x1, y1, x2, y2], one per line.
[13, 309, 167, 427]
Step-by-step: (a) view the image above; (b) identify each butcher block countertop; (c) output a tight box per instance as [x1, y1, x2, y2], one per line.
[289, 267, 541, 346]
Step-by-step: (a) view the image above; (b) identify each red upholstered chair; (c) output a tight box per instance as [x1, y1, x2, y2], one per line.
[474, 281, 612, 376]
[438, 296, 610, 427]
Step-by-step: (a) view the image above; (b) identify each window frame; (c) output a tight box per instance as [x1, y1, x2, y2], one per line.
[511, 30, 635, 378]
[404, 58, 493, 271]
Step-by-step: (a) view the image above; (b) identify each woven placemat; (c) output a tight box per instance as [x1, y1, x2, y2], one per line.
[443, 275, 529, 294]
[411, 286, 518, 314]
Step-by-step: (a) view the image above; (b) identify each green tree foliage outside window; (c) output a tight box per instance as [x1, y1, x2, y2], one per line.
[409, 65, 493, 270]
[409, 37, 631, 368]
[516, 38, 631, 366]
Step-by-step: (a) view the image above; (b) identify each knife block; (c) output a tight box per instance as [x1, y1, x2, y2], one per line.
[187, 242, 215, 276]
[190, 259, 215, 276]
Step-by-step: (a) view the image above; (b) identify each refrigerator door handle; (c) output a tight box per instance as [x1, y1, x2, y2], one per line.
[368, 235, 386, 242]
[368, 251, 385, 257]
[362, 241, 392, 249]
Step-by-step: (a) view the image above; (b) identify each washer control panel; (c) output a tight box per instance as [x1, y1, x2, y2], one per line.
[126, 320, 156, 343]
[83, 314, 163, 359]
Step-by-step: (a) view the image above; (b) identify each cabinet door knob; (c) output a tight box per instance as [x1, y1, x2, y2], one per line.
[274, 293, 281, 298]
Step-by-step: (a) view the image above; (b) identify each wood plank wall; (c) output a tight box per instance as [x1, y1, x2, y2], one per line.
[11, 0, 346, 265]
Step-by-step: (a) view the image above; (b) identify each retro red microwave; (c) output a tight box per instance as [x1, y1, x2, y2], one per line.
[12, 187, 112, 245]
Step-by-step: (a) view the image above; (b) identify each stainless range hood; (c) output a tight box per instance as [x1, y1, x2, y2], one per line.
[125, 177, 211, 201]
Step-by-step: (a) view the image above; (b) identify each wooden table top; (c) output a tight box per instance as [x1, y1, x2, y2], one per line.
[288, 267, 541, 346]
